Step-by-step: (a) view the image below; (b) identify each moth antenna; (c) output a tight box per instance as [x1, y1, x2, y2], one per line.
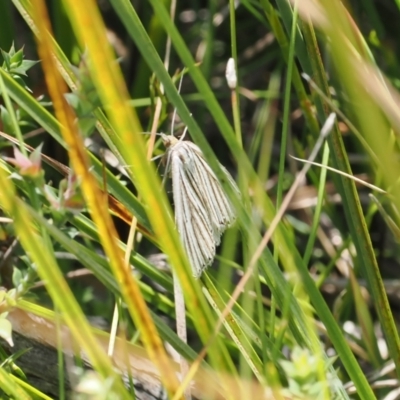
[179, 126, 188, 142]
[151, 154, 163, 162]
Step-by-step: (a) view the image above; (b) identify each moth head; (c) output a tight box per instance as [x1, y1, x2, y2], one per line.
[161, 133, 179, 148]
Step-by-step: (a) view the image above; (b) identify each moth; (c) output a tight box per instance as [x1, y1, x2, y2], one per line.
[162, 132, 239, 278]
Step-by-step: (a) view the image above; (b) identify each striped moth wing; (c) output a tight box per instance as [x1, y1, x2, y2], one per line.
[162, 134, 239, 278]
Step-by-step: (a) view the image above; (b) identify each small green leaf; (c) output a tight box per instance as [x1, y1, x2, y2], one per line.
[78, 117, 97, 137]
[1, 49, 11, 70]
[0, 105, 12, 133]
[12, 59, 40, 76]
[10, 48, 24, 67]
[0, 318, 13, 347]
[12, 268, 23, 288]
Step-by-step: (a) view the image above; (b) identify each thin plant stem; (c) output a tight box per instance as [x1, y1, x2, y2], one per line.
[108, 215, 138, 356]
